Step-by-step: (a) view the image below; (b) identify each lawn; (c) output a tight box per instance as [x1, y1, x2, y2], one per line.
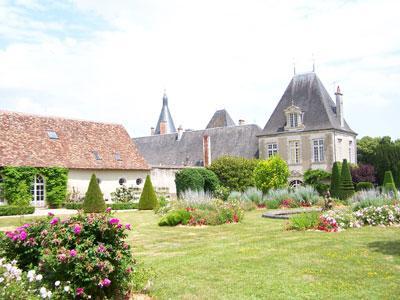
[1, 210, 399, 299]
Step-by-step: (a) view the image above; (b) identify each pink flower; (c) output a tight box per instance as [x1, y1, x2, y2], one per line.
[125, 223, 131, 230]
[76, 287, 84, 296]
[106, 207, 112, 213]
[69, 249, 77, 257]
[57, 253, 67, 262]
[50, 218, 59, 226]
[117, 224, 122, 229]
[19, 230, 27, 241]
[74, 225, 81, 235]
[48, 212, 54, 217]
[109, 218, 119, 225]
[99, 278, 111, 288]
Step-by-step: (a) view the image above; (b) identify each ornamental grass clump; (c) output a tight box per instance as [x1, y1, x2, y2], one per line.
[0, 211, 142, 299]
[291, 186, 320, 206]
[349, 189, 396, 211]
[287, 212, 320, 231]
[242, 187, 263, 206]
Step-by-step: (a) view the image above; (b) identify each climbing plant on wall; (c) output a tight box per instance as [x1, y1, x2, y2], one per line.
[0, 166, 68, 208]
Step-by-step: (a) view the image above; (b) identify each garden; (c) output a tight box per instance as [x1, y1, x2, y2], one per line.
[0, 137, 400, 298]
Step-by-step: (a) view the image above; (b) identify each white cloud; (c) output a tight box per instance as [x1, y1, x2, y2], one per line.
[0, 0, 399, 138]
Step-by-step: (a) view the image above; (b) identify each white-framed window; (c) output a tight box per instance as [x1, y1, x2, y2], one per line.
[349, 141, 353, 163]
[31, 174, 45, 207]
[289, 140, 301, 164]
[0, 175, 4, 204]
[267, 143, 278, 158]
[289, 113, 299, 128]
[290, 180, 303, 188]
[313, 139, 325, 162]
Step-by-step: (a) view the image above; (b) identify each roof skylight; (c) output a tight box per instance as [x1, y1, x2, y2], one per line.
[47, 130, 58, 139]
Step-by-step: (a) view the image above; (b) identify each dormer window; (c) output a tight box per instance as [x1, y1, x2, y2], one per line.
[284, 104, 305, 131]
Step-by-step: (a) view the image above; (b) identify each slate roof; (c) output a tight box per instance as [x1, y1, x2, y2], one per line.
[155, 93, 176, 134]
[206, 109, 236, 129]
[260, 72, 356, 136]
[0, 111, 150, 170]
[134, 124, 261, 167]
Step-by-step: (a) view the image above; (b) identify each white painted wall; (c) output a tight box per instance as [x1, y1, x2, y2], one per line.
[333, 133, 357, 164]
[150, 168, 179, 195]
[68, 169, 149, 201]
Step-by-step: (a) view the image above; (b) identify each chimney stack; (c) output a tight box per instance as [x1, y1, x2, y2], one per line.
[150, 127, 155, 135]
[238, 119, 245, 126]
[203, 135, 211, 167]
[177, 125, 183, 141]
[335, 86, 344, 127]
[159, 120, 167, 135]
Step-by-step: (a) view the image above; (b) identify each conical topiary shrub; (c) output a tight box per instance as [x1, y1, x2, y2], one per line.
[338, 159, 355, 200]
[139, 175, 158, 210]
[383, 171, 398, 198]
[83, 174, 106, 213]
[330, 162, 341, 198]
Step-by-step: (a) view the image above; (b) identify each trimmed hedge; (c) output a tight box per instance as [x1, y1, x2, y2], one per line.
[196, 168, 220, 193]
[139, 175, 158, 210]
[330, 162, 341, 198]
[383, 171, 398, 197]
[0, 205, 35, 216]
[356, 182, 374, 191]
[338, 159, 355, 200]
[83, 174, 106, 213]
[159, 209, 191, 226]
[64, 202, 138, 210]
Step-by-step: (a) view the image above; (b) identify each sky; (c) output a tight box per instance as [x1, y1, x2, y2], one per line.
[0, 0, 399, 139]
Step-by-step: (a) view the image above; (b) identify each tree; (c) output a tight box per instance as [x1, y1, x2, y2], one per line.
[83, 174, 106, 213]
[195, 168, 220, 193]
[139, 175, 158, 210]
[338, 159, 355, 200]
[303, 169, 331, 195]
[373, 143, 400, 187]
[330, 162, 341, 198]
[253, 156, 289, 193]
[208, 156, 259, 192]
[350, 164, 376, 184]
[357, 136, 380, 164]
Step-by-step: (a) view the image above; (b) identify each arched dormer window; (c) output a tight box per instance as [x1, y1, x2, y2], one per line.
[31, 174, 45, 207]
[284, 104, 305, 131]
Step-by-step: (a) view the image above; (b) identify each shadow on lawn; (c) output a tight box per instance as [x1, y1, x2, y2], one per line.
[368, 240, 400, 257]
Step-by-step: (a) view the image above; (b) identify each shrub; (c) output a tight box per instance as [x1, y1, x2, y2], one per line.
[82, 174, 106, 213]
[349, 189, 395, 211]
[287, 212, 320, 230]
[356, 182, 374, 191]
[195, 168, 220, 193]
[212, 185, 230, 201]
[383, 170, 398, 197]
[111, 185, 138, 202]
[330, 162, 341, 198]
[154, 195, 168, 213]
[242, 187, 264, 205]
[139, 175, 158, 210]
[291, 186, 320, 206]
[0, 206, 35, 216]
[263, 188, 291, 207]
[338, 159, 355, 200]
[109, 202, 138, 210]
[208, 156, 259, 192]
[64, 202, 83, 209]
[253, 156, 289, 193]
[351, 164, 376, 184]
[10, 181, 31, 207]
[188, 200, 244, 226]
[0, 211, 139, 298]
[175, 169, 205, 197]
[158, 209, 191, 226]
[303, 169, 331, 195]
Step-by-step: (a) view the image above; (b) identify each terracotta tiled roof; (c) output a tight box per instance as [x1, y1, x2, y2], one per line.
[0, 111, 150, 170]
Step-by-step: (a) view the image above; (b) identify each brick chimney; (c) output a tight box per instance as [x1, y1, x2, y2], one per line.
[177, 125, 183, 141]
[203, 135, 211, 166]
[335, 86, 344, 127]
[238, 119, 245, 125]
[150, 127, 155, 135]
[159, 121, 167, 135]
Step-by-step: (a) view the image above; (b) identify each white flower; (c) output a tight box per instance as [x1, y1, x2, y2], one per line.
[47, 290, 52, 298]
[55, 280, 60, 287]
[64, 286, 70, 292]
[40, 287, 48, 299]
[36, 274, 43, 281]
[0, 277, 4, 283]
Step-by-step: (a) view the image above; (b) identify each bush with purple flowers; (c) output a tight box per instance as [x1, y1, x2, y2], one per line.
[0, 210, 140, 299]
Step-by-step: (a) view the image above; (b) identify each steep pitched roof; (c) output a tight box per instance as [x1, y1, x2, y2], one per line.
[206, 109, 236, 129]
[260, 72, 356, 136]
[155, 93, 176, 134]
[0, 111, 150, 170]
[134, 124, 261, 167]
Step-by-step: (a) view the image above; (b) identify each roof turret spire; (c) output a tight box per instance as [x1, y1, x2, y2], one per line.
[155, 91, 177, 135]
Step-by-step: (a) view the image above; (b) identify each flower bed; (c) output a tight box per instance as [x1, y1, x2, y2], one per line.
[0, 210, 144, 299]
[64, 202, 138, 210]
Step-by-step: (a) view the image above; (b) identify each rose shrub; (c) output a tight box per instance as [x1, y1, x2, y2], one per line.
[0, 210, 140, 299]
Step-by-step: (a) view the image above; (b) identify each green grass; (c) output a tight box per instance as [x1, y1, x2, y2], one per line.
[1, 210, 399, 299]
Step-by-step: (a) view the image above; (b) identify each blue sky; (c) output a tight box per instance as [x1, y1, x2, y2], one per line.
[1, 0, 399, 139]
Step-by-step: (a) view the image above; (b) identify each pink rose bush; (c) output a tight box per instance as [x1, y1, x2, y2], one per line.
[0, 211, 141, 299]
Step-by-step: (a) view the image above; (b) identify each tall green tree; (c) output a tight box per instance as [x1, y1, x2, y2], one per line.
[338, 159, 355, 200]
[139, 175, 158, 210]
[83, 174, 106, 213]
[253, 156, 289, 193]
[330, 162, 341, 198]
[383, 171, 398, 198]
